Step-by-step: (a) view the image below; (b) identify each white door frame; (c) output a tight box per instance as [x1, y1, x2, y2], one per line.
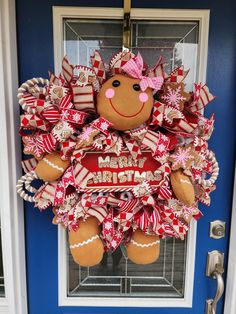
[224, 166, 236, 313]
[0, 0, 28, 313]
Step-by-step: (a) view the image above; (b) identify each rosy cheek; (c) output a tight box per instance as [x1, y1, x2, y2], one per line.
[105, 88, 115, 99]
[139, 92, 148, 103]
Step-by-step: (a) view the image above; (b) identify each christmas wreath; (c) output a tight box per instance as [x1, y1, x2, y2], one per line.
[17, 51, 219, 266]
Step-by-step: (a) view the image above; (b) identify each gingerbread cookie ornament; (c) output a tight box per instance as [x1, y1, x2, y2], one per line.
[17, 51, 219, 269]
[126, 229, 160, 264]
[69, 217, 104, 267]
[70, 52, 164, 265]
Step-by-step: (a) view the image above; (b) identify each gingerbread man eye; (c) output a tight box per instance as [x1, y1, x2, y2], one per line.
[112, 80, 120, 87]
[133, 84, 141, 91]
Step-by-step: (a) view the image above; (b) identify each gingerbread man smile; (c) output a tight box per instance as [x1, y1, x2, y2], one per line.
[97, 74, 154, 131]
[108, 99, 145, 118]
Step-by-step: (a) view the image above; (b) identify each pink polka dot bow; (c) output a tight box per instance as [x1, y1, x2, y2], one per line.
[122, 52, 164, 92]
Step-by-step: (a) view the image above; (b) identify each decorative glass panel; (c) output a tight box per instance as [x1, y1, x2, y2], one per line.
[68, 238, 187, 297]
[63, 18, 199, 299]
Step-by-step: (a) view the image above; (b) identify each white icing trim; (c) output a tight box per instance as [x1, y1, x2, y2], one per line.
[43, 157, 64, 172]
[130, 238, 160, 248]
[180, 179, 192, 185]
[69, 235, 99, 249]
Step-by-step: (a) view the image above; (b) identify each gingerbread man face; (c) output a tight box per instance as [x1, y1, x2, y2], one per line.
[96, 74, 153, 131]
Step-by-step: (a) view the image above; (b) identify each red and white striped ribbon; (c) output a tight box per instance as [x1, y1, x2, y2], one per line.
[189, 83, 215, 113]
[62, 56, 73, 83]
[21, 158, 38, 173]
[73, 163, 94, 189]
[90, 50, 106, 85]
[72, 85, 95, 112]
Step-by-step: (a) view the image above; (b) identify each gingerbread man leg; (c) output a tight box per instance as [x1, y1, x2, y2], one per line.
[69, 217, 104, 267]
[126, 229, 160, 265]
[170, 169, 195, 205]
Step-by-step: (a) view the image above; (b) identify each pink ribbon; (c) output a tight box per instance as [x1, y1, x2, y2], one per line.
[122, 52, 163, 92]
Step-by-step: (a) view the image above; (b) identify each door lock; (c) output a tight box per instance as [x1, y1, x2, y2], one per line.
[205, 250, 225, 314]
[210, 220, 225, 239]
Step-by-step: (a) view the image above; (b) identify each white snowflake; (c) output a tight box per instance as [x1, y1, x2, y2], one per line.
[57, 181, 64, 188]
[98, 198, 106, 205]
[24, 136, 42, 157]
[171, 147, 193, 169]
[72, 112, 82, 123]
[158, 143, 166, 152]
[61, 111, 69, 120]
[162, 85, 186, 109]
[104, 221, 112, 230]
[100, 121, 109, 131]
[56, 191, 63, 199]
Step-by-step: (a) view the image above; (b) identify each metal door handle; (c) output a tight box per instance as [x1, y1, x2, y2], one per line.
[205, 251, 225, 314]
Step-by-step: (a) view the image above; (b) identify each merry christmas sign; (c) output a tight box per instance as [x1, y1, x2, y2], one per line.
[81, 150, 167, 191]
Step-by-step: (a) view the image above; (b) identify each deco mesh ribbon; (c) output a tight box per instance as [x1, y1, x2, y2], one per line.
[16, 50, 219, 251]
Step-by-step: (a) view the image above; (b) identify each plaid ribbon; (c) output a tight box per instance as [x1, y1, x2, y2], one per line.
[77, 194, 108, 223]
[166, 66, 189, 83]
[122, 52, 163, 92]
[142, 130, 170, 158]
[34, 181, 57, 210]
[102, 210, 123, 251]
[109, 51, 134, 75]
[90, 50, 106, 85]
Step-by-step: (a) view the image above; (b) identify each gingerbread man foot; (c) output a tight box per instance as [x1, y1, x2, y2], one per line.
[69, 217, 104, 267]
[126, 229, 160, 265]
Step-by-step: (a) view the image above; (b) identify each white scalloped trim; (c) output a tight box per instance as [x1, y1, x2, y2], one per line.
[180, 179, 192, 185]
[70, 235, 100, 249]
[43, 157, 64, 172]
[130, 238, 160, 248]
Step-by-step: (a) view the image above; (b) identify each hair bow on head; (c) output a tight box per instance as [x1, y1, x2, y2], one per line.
[122, 52, 164, 92]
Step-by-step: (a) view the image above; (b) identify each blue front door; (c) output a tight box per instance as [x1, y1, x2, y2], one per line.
[16, 0, 236, 313]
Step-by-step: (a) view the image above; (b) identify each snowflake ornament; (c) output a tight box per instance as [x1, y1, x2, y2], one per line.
[72, 112, 83, 123]
[169, 146, 196, 170]
[160, 82, 190, 111]
[104, 221, 113, 230]
[22, 133, 44, 159]
[76, 127, 99, 148]
[61, 110, 69, 120]
[100, 121, 110, 132]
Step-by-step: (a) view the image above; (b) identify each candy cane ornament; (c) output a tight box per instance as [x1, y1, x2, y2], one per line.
[18, 77, 49, 113]
[198, 149, 219, 187]
[16, 171, 37, 202]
